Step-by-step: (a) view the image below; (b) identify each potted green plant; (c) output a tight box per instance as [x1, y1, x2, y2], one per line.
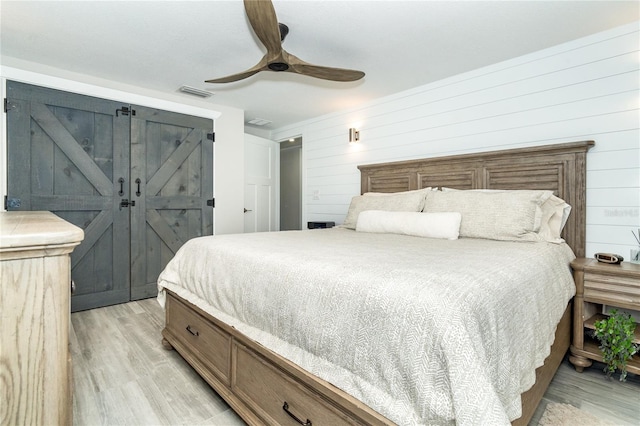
[593, 309, 638, 381]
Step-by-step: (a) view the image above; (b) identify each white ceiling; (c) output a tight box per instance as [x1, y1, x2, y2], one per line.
[2, 1, 639, 131]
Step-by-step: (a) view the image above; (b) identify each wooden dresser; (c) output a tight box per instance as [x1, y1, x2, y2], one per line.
[0, 211, 84, 425]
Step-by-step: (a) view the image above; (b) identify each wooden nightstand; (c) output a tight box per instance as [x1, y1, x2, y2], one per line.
[569, 258, 640, 374]
[307, 221, 335, 229]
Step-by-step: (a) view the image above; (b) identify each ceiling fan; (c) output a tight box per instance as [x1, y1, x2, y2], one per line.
[205, 0, 365, 83]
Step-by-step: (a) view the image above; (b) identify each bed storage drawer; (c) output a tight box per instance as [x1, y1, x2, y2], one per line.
[233, 343, 359, 426]
[166, 296, 232, 386]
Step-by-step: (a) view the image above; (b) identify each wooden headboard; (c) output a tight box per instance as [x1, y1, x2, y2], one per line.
[358, 141, 594, 258]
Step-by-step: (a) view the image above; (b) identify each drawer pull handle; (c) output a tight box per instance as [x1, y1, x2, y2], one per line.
[282, 402, 312, 426]
[186, 325, 199, 336]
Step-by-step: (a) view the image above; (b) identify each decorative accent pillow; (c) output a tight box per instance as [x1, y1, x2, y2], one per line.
[422, 190, 553, 241]
[342, 188, 431, 229]
[356, 210, 462, 240]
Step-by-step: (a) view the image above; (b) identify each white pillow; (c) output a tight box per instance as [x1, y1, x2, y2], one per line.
[342, 188, 431, 229]
[423, 190, 552, 241]
[538, 195, 572, 242]
[356, 210, 462, 240]
[440, 188, 571, 242]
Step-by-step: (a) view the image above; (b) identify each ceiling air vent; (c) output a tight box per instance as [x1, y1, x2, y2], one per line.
[247, 118, 272, 126]
[178, 85, 213, 98]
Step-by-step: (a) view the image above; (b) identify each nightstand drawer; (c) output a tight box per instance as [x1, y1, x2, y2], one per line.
[584, 272, 640, 310]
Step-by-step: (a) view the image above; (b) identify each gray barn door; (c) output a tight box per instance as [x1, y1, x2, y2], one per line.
[129, 106, 213, 300]
[5, 82, 131, 311]
[5, 82, 213, 311]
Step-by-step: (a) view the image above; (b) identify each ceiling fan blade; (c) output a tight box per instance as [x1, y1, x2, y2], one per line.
[287, 53, 365, 82]
[205, 56, 268, 83]
[244, 0, 282, 54]
[291, 65, 365, 82]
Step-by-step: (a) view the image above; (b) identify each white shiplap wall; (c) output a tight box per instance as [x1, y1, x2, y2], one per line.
[272, 21, 640, 258]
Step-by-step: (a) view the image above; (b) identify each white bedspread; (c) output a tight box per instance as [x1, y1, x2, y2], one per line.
[157, 228, 575, 425]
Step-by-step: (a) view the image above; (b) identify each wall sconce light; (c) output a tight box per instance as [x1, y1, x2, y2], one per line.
[349, 128, 360, 143]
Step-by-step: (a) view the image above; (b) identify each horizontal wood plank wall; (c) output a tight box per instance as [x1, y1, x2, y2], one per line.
[272, 21, 640, 258]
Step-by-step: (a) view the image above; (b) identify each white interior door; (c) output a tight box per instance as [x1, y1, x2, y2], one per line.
[244, 134, 277, 233]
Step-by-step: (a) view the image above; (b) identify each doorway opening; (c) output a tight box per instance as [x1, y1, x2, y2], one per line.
[279, 137, 302, 230]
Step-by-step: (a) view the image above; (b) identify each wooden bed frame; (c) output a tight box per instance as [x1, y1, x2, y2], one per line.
[162, 141, 594, 426]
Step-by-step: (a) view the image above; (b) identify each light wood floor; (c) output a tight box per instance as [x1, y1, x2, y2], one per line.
[71, 298, 640, 425]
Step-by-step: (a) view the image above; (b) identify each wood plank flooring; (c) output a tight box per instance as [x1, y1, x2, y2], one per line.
[71, 298, 640, 425]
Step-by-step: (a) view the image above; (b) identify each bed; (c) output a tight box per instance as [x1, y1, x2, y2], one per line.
[158, 141, 594, 425]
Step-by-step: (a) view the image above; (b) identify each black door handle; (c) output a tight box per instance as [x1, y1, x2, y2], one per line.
[118, 177, 125, 196]
[135, 178, 141, 197]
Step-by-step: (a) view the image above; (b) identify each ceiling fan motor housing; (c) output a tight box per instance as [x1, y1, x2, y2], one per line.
[270, 23, 290, 70]
[268, 62, 289, 71]
[278, 23, 289, 41]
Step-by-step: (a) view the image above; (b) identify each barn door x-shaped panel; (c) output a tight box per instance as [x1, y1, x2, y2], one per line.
[28, 103, 121, 279]
[5, 82, 131, 311]
[129, 106, 213, 300]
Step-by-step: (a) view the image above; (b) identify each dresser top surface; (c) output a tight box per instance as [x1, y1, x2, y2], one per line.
[0, 211, 84, 249]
